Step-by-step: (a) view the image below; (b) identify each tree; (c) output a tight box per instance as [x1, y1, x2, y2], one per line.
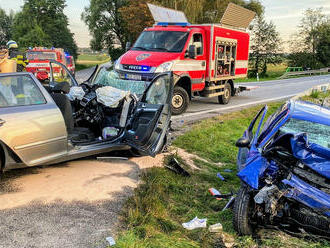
[83, 0, 264, 60]
[250, 15, 282, 76]
[289, 8, 329, 69]
[12, 0, 78, 58]
[82, 0, 128, 61]
[0, 8, 14, 46]
[316, 22, 330, 66]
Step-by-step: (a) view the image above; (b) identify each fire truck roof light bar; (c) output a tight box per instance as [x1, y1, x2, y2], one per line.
[156, 22, 190, 26]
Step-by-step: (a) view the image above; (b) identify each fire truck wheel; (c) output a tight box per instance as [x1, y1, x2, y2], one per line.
[171, 86, 189, 115]
[218, 82, 231, 104]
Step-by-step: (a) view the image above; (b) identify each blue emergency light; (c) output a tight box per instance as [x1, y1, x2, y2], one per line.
[157, 22, 190, 26]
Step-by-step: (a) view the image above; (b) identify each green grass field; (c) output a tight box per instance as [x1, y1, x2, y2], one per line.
[76, 53, 110, 71]
[236, 63, 288, 83]
[113, 100, 330, 248]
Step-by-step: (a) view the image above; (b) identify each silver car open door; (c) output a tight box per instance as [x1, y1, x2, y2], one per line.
[125, 72, 173, 156]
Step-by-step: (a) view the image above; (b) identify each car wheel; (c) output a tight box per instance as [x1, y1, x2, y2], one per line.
[171, 86, 189, 115]
[233, 186, 255, 236]
[218, 82, 231, 104]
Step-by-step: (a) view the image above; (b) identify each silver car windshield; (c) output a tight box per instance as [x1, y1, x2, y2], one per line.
[92, 67, 149, 96]
[280, 118, 330, 148]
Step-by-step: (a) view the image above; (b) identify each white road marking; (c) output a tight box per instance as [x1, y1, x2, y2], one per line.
[172, 94, 297, 120]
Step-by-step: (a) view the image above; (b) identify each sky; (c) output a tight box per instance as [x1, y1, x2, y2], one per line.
[1, 0, 330, 48]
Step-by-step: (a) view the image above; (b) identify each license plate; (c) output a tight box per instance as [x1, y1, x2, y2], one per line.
[125, 73, 141, 81]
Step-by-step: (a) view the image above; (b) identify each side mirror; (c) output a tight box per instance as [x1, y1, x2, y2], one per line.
[126, 42, 132, 51]
[235, 138, 250, 148]
[188, 45, 196, 59]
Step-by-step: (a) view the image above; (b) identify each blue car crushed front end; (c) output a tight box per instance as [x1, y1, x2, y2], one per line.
[237, 100, 330, 219]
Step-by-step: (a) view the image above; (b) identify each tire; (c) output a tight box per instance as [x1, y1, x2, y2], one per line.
[233, 186, 255, 236]
[218, 82, 231, 104]
[171, 86, 189, 115]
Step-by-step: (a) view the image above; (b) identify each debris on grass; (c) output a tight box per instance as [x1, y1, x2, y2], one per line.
[217, 172, 225, 181]
[182, 216, 207, 230]
[164, 157, 190, 177]
[209, 223, 223, 233]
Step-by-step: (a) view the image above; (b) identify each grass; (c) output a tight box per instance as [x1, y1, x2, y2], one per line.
[301, 90, 330, 105]
[236, 63, 287, 83]
[113, 101, 330, 248]
[76, 53, 111, 71]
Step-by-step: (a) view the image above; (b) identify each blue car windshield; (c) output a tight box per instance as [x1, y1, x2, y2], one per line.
[280, 118, 330, 148]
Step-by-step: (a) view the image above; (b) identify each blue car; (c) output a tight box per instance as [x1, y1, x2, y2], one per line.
[233, 100, 330, 238]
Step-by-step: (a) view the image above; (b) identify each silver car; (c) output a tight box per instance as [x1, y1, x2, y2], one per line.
[0, 60, 172, 172]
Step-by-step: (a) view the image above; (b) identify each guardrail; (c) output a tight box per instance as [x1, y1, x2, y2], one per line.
[279, 68, 330, 79]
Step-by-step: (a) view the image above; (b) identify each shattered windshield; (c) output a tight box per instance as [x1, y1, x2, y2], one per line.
[132, 31, 189, 52]
[280, 118, 330, 148]
[92, 67, 149, 96]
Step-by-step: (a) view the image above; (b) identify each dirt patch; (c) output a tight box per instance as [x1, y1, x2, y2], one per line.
[0, 154, 167, 248]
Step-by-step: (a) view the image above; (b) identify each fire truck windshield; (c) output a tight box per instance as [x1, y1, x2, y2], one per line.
[132, 31, 189, 53]
[27, 51, 57, 60]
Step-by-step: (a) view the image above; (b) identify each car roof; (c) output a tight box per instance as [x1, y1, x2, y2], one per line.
[289, 100, 330, 126]
[0, 72, 31, 77]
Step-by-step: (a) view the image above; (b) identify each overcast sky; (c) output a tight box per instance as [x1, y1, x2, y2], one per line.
[1, 0, 330, 48]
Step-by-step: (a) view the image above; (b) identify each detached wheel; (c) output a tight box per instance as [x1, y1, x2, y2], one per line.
[233, 186, 255, 236]
[171, 86, 189, 115]
[218, 82, 231, 104]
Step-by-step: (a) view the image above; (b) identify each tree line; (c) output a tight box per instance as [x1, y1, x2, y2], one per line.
[0, 0, 328, 74]
[0, 0, 77, 58]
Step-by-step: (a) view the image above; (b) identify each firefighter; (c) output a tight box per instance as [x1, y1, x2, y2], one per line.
[6, 40, 29, 72]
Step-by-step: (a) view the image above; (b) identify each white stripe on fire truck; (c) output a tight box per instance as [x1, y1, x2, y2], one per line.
[235, 60, 248, 69]
[172, 60, 206, 71]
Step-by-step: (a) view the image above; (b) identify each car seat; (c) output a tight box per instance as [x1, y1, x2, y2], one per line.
[50, 82, 74, 133]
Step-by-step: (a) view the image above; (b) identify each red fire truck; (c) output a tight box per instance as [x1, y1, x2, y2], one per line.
[65, 55, 76, 75]
[114, 3, 256, 115]
[26, 47, 67, 81]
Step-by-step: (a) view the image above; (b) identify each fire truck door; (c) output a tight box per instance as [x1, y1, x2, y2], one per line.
[185, 31, 207, 91]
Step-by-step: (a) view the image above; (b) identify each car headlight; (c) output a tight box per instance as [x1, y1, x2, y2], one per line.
[155, 62, 173, 73]
[114, 56, 123, 70]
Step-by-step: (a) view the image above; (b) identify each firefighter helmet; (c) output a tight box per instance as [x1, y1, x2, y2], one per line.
[6, 40, 18, 49]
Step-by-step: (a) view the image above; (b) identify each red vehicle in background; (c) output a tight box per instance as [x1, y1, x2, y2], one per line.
[115, 3, 256, 115]
[26, 47, 67, 81]
[65, 55, 75, 75]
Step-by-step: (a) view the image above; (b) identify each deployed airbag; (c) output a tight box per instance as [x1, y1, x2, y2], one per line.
[96, 86, 129, 108]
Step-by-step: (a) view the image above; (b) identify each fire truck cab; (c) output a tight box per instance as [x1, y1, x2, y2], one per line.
[26, 47, 67, 81]
[115, 3, 256, 115]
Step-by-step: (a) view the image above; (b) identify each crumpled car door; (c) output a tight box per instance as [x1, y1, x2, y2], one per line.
[125, 72, 173, 156]
[237, 105, 268, 170]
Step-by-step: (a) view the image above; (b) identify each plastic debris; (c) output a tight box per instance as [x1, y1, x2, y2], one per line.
[209, 188, 234, 200]
[97, 157, 128, 161]
[209, 223, 223, 233]
[223, 169, 232, 173]
[106, 236, 116, 246]
[217, 172, 225, 181]
[164, 157, 190, 177]
[182, 217, 207, 230]
[222, 196, 236, 211]
[209, 188, 221, 196]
